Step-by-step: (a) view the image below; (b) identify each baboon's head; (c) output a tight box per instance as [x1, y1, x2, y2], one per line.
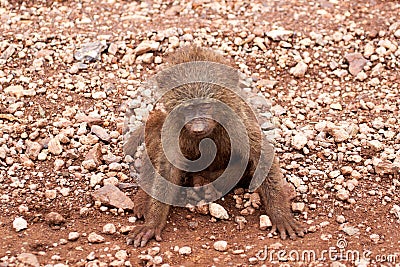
[179, 99, 218, 138]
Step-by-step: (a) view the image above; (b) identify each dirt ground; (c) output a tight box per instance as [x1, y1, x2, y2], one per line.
[0, 0, 400, 266]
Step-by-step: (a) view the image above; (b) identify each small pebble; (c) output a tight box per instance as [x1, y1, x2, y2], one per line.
[178, 246, 192, 255]
[68, 232, 80, 241]
[209, 203, 229, 220]
[45, 212, 65, 226]
[259, 215, 272, 230]
[102, 223, 116, 234]
[88, 232, 105, 243]
[213, 240, 228, 252]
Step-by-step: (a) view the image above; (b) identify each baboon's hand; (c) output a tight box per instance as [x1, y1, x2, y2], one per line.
[267, 210, 307, 240]
[126, 224, 163, 247]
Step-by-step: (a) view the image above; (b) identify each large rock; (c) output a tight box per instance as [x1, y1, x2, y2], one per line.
[91, 184, 134, 210]
[135, 40, 160, 55]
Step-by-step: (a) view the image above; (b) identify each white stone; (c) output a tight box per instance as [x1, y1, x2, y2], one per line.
[13, 217, 28, 232]
[370, 234, 380, 242]
[17, 253, 39, 267]
[342, 225, 359, 236]
[291, 202, 305, 212]
[88, 232, 105, 243]
[59, 188, 70, 197]
[178, 246, 192, 255]
[115, 250, 128, 261]
[5, 85, 24, 98]
[135, 40, 160, 55]
[259, 215, 272, 230]
[290, 61, 308, 77]
[102, 223, 116, 234]
[209, 203, 229, 220]
[291, 133, 308, 150]
[266, 29, 293, 41]
[153, 256, 163, 264]
[390, 204, 400, 219]
[54, 159, 65, 171]
[329, 170, 341, 179]
[68, 232, 80, 241]
[213, 240, 228, 252]
[368, 140, 384, 151]
[336, 215, 346, 224]
[92, 91, 107, 99]
[329, 128, 350, 142]
[336, 189, 349, 201]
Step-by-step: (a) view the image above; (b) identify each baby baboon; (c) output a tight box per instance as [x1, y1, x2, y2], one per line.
[126, 46, 307, 247]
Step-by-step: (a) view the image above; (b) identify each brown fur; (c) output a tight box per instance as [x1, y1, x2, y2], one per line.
[127, 46, 307, 247]
[167, 45, 233, 66]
